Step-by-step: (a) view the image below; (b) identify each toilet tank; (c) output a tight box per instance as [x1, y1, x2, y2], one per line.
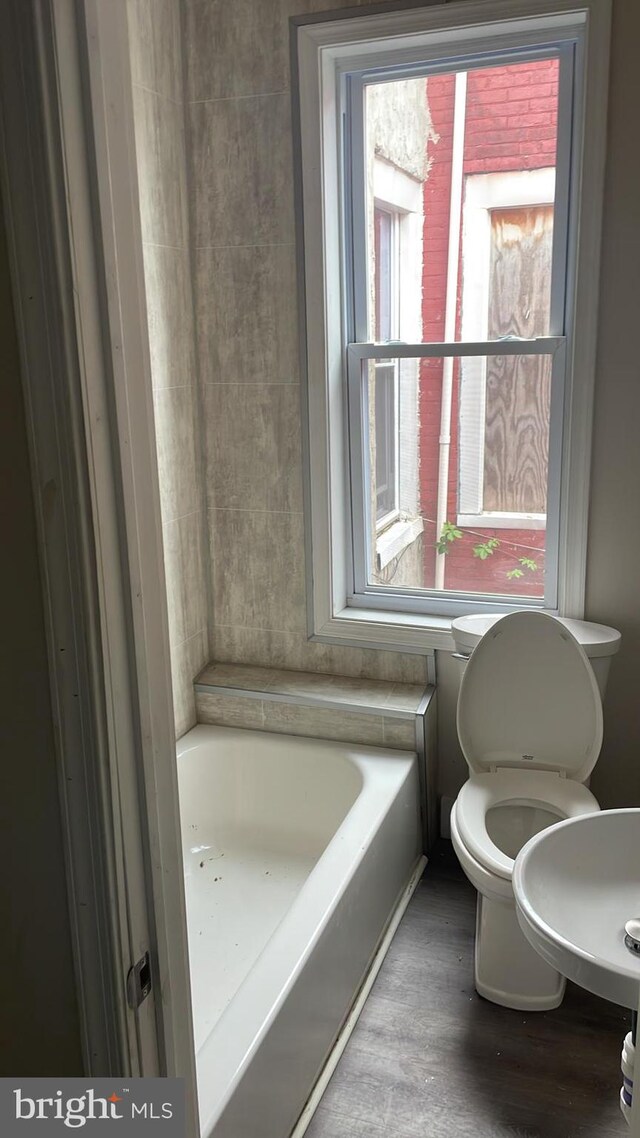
[451, 613, 621, 700]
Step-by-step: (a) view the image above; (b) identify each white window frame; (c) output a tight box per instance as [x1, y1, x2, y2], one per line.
[294, 0, 611, 653]
[372, 159, 425, 565]
[458, 167, 556, 529]
[373, 203, 401, 531]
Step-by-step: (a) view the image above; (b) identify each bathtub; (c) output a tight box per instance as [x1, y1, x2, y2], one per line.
[176, 724, 422, 1138]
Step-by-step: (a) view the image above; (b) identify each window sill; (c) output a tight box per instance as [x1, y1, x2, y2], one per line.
[313, 605, 455, 655]
[376, 516, 424, 570]
[457, 512, 546, 531]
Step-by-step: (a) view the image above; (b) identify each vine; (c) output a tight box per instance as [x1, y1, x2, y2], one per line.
[436, 521, 542, 583]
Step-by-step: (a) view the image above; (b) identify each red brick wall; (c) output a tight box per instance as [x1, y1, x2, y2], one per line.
[420, 60, 558, 596]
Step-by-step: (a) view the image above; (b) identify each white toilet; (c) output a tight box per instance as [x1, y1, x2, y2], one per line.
[449, 610, 621, 1011]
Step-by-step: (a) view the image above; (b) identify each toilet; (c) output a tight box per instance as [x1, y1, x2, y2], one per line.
[449, 610, 621, 1011]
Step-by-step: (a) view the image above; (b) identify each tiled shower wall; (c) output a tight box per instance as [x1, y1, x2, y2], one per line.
[128, 0, 209, 736]
[184, 0, 427, 688]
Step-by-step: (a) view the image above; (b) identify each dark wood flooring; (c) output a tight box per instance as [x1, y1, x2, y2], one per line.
[306, 843, 630, 1138]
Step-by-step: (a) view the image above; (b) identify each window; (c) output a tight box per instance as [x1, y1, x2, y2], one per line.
[295, 1, 610, 649]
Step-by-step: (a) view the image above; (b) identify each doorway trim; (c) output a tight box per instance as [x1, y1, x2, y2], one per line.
[0, 0, 198, 1128]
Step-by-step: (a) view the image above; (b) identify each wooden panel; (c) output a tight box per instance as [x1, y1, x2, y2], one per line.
[484, 206, 553, 514]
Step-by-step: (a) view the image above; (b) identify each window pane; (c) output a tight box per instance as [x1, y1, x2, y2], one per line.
[374, 208, 393, 341]
[363, 59, 559, 342]
[363, 354, 553, 598]
[374, 361, 397, 521]
[483, 353, 551, 513]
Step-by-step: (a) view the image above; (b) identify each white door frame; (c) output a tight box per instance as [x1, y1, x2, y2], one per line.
[0, 0, 198, 1131]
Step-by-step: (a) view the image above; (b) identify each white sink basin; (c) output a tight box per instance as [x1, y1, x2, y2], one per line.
[513, 808, 640, 1008]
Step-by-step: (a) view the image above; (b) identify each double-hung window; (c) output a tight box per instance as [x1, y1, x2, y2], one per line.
[294, 1, 611, 650]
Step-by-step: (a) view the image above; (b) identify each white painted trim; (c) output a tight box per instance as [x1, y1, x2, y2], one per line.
[373, 158, 423, 528]
[290, 856, 427, 1138]
[0, 0, 199, 1122]
[294, 0, 611, 645]
[435, 69, 467, 590]
[0, 0, 127, 1074]
[351, 338, 563, 358]
[374, 157, 422, 215]
[76, 1, 199, 1122]
[315, 609, 452, 653]
[376, 516, 424, 571]
[457, 512, 546, 531]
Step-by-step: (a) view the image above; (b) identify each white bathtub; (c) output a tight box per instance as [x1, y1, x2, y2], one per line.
[176, 724, 422, 1138]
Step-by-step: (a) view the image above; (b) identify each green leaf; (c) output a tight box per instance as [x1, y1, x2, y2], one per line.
[519, 557, 538, 572]
[506, 568, 524, 579]
[473, 538, 500, 560]
[436, 521, 463, 554]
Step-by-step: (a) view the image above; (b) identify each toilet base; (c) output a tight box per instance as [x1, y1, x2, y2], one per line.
[475, 893, 566, 1011]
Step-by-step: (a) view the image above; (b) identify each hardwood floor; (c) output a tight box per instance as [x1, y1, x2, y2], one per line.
[305, 843, 630, 1138]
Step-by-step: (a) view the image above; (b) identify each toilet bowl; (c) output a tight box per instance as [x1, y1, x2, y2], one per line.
[449, 610, 617, 1011]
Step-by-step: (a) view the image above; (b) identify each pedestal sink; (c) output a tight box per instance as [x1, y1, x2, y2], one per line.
[513, 808, 640, 1009]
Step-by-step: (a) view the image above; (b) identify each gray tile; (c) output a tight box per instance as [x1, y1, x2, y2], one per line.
[196, 662, 281, 692]
[184, 0, 294, 101]
[262, 702, 384, 746]
[210, 509, 307, 633]
[384, 683, 427, 713]
[212, 626, 429, 684]
[268, 669, 395, 708]
[133, 84, 188, 247]
[142, 244, 196, 389]
[189, 94, 293, 247]
[383, 718, 417, 749]
[153, 385, 201, 523]
[183, 0, 401, 104]
[196, 663, 428, 737]
[162, 511, 208, 647]
[195, 244, 298, 384]
[196, 692, 265, 730]
[204, 384, 302, 512]
[172, 629, 208, 739]
[127, 0, 183, 100]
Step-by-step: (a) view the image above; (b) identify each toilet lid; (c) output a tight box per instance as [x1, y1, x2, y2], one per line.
[457, 611, 603, 781]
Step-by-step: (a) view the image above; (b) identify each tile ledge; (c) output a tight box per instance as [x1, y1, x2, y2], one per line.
[195, 661, 434, 719]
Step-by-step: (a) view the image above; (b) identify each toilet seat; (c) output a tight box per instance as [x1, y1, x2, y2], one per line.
[455, 769, 599, 881]
[457, 611, 603, 782]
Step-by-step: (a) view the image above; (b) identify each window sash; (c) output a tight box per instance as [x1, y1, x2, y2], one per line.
[346, 42, 575, 347]
[373, 360, 400, 527]
[347, 338, 566, 616]
[344, 39, 574, 614]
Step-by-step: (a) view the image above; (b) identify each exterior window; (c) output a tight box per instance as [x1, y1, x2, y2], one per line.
[295, 2, 610, 644]
[458, 169, 556, 535]
[373, 206, 399, 527]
